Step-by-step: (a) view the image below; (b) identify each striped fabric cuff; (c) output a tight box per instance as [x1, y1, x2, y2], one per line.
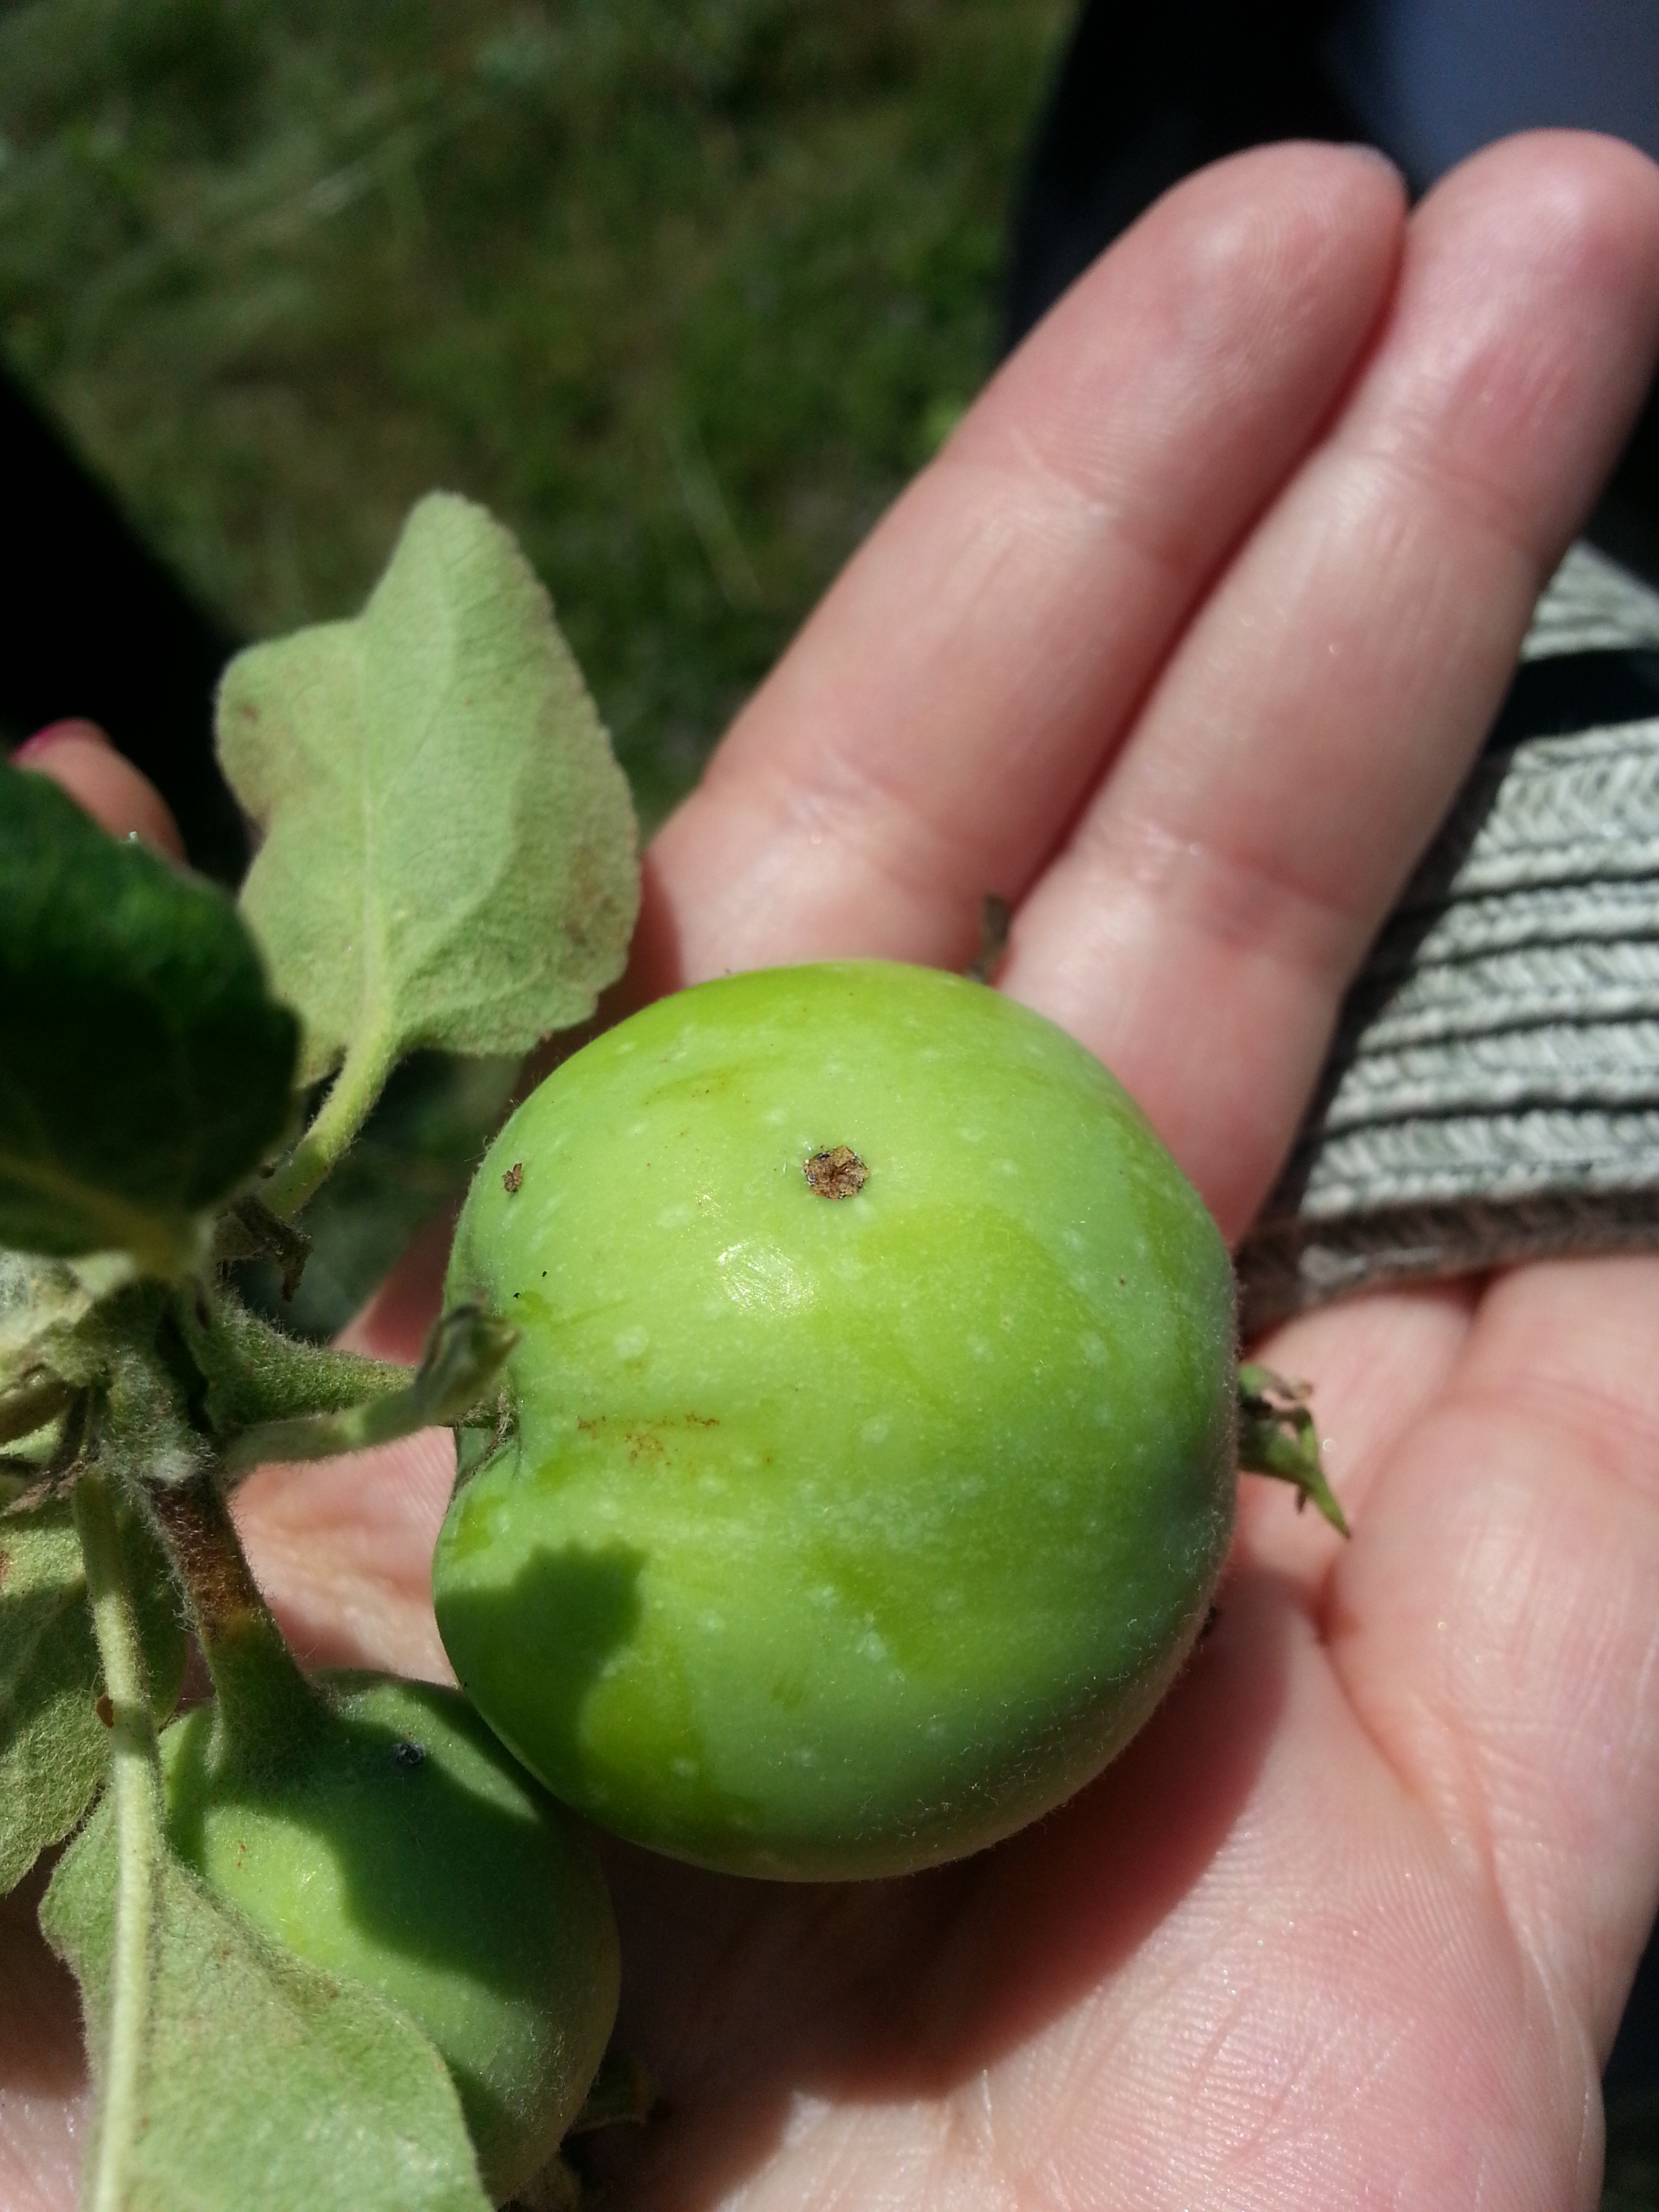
[1238, 543, 1659, 1333]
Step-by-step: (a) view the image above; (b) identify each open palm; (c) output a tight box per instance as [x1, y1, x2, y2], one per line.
[8, 130, 1659, 2212]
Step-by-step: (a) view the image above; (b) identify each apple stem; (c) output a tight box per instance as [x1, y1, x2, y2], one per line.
[219, 1304, 516, 1481]
[147, 1473, 323, 1757]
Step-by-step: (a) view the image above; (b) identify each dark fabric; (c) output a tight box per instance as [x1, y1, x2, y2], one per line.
[1002, 0, 1659, 585]
[1002, 0, 1357, 353]
[0, 366, 246, 880]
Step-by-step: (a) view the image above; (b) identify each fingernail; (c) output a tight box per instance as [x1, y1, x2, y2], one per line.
[12, 718, 110, 762]
[1340, 142, 1406, 182]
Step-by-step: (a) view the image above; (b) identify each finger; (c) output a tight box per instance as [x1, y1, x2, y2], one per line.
[228, 1215, 464, 1681]
[230, 1431, 457, 1683]
[1000, 131, 1659, 1232]
[12, 720, 186, 863]
[333, 1209, 456, 1369]
[1329, 1252, 1659, 2058]
[633, 142, 1408, 998]
[0, 1861, 83, 2209]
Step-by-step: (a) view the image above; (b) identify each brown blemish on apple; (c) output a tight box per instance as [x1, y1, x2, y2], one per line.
[804, 1145, 867, 1199]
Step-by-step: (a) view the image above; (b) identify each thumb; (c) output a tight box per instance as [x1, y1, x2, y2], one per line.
[12, 719, 186, 863]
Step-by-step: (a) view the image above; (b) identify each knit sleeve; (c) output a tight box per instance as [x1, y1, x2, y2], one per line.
[1238, 541, 1659, 1334]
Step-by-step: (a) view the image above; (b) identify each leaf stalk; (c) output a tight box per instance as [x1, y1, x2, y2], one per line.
[260, 1026, 400, 1221]
[71, 1467, 164, 2212]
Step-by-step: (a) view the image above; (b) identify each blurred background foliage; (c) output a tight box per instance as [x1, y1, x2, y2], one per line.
[0, 0, 1069, 1329]
[0, 0, 1068, 827]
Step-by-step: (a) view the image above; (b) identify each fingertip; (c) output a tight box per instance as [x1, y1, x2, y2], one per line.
[1244, 132, 1408, 211]
[1335, 139, 1408, 187]
[1422, 128, 1659, 319]
[1385, 127, 1659, 561]
[11, 715, 124, 770]
[1155, 134, 1410, 266]
[1439, 122, 1659, 204]
[11, 720, 188, 863]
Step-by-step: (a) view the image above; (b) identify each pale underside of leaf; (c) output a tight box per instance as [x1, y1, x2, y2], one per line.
[0, 1511, 109, 1891]
[0, 1251, 93, 1371]
[0, 1504, 186, 1893]
[41, 1795, 492, 2212]
[219, 491, 640, 1088]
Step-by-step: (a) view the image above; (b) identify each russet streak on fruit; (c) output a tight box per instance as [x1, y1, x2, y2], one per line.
[434, 960, 1237, 1879]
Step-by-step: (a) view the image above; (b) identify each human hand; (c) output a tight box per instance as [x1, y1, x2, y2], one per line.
[9, 128, 1659, 2212]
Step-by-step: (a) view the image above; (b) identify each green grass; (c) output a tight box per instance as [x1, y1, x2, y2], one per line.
[0, 0, 1069, 825]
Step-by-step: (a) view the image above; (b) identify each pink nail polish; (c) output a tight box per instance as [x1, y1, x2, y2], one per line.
[11, 718, 108, 762]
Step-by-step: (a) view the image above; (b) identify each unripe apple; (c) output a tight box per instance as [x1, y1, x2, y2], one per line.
[162, 1673, 619, 2203]
[434, 961, 1235, 1878]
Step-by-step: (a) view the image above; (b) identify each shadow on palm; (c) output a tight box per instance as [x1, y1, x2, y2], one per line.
[580, 1568, 1295, 2205]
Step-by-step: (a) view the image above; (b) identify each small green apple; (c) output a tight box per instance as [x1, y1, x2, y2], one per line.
[433, 961, 1235, 1879]
[162, 1674, 619, 2203]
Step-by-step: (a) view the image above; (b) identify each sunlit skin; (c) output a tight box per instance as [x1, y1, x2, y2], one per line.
[7, 131, 1659, 2211]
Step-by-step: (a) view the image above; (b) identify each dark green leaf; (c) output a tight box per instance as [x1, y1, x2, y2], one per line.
[0, 767, 300, 1273]
[41, 1793, 493, 2212]
[0, 1366, 75, 1446]
[0, 1495, 185, 1893]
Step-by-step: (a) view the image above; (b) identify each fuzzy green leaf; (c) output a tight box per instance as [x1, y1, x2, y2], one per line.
[41, 1794, 492, 2212]
[218, 491, 639, 1094]
[0, 1251, 94, 1374]
[220, 1305, 516, 1480]
[0, 1498, 185, 1893]
[0, 767, 300, 1275]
